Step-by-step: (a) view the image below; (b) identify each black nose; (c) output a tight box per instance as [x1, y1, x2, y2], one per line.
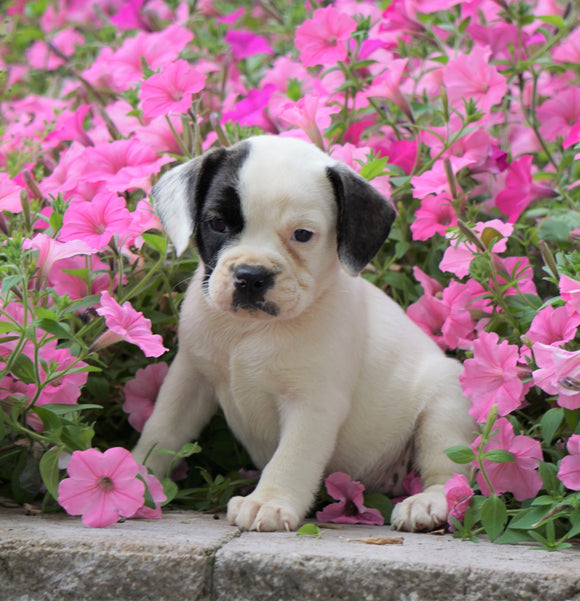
[233, 265, 273, 293]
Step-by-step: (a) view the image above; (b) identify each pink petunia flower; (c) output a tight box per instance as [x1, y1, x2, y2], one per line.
[139, 60, 206, 120]
[444, 473, 474, 530]
[532, 343, 580, 410]
[45, 104, 93, 147]
[526, 305, 580, 347]
[460, 331, 526, 423]
[128, 465, 167, 520]
[59, 193, 133, 251]
[473, 418, 543, 502]
[560, 274, 580, 314]
[94, 291, 168, 358]
[295, 6, 357, 67]
[0, 173, 24, 213]
[537, 87, 580, 142]
[442, 45, 508, 112]
[364, 58, 413, 121]
[123, 362, 169, 432]
[495, 155, 555, 223]
[410, 193, 457, 241]
[315, 472, 384, 525]
[558, 435, 580, 491]
[224, 30, 273, 61]
[221, 85, 277, 132]
[58, 447, 145, 528]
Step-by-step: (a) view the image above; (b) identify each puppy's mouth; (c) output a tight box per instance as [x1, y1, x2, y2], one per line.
[231, 300, 280, 317]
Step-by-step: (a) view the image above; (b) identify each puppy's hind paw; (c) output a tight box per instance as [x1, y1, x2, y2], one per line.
[227, 493, 301, 532]
[390, 488, 448, 532]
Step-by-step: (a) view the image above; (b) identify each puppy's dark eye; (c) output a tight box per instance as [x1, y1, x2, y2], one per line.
[208, 218, 228, 233]
[292, 229, 313, 243]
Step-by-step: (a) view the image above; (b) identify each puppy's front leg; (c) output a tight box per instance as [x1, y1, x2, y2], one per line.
[132, 350, 218, 479]
[227, 397, 346, 532]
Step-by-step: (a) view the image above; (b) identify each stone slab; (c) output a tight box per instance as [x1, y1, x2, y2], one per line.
[1, 508, 580, 601]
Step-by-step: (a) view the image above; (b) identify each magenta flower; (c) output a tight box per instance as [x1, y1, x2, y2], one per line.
[473, 418, 542, 502]
[59, 193, 133, 251]
[123, 362, 169, 432]
[295, 6, 357, 67]
[460, 331, 526, 423]
[560, 274, 580, 314]
[45, 104, 93, 147]
[222, 85, 277, 132]
[94, 291, 168, 358]
[495, 155, 555, 223]
[532, 343, 580, 410]
[140, 60, 206, 120]
[410, 193, 457, 241]
[444, 473, 474, 530]
[225, 30, 273, 61]
[315, 472, 384, 525]
[443, 45, 507, 112]
[558, 435, 580, 491]
[58, 447, 145, 528]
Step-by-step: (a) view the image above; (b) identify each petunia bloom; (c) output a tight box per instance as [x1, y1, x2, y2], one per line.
[295, 6, 357, 67]
[224, 30, 273, 61]
[525, 305, 580, 347]
[410, 193, 457, 241]
[128, 465, 167, 520]
[558, 435, 580, 491]
[94, 291, 168, 358]
[473, 417, 543, 502]
[532, 343, 580, 410]
[460, 331, 526, 423]
[315, 472, 384, 525]
[123, 362, 169, 432]
[58, 447, 146, 528]
[140, 59, 206, 120]
[560, 274, 580, 314]
[444, 473, 474, 530]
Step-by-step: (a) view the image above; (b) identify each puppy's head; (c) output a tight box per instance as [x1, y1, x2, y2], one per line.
[153, 136, 395, 320]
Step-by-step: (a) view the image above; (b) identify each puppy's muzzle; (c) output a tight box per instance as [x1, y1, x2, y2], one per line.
[232, 264, 279, 316]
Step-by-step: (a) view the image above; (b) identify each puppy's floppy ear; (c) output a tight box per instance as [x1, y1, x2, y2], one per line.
[326, 163, 396, 276]
[152, 148, 227, 256]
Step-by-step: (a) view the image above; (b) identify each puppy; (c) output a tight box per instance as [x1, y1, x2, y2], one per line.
[132, 135, 474, 532]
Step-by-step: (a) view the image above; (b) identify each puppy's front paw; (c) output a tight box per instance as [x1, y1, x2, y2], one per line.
[391, 488, 448, 532]
[227, 494, 301, 532]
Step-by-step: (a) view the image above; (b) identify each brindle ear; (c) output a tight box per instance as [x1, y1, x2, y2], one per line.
[326, 163, 396, 276]
[152, 148, 227, 256]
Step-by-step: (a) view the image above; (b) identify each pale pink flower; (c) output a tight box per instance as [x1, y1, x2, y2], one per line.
[440, 279, 481, 350]
[295, 6, 357, 67]
[279, 95, 339, 150]
[27, 29, 84, 71]
[532, 343, 580, 410]
[59, 193, 133, 251]
[135, 115, 184, 155]
[364, 59, 413, 121]
[558, 435, 580, 491]
[80, 138, 170, 194]
[225, 30, 273, 60]
[48, 255, 114, 300]
[552, 28, 580, 64]
[526, 305, 580, 347]
[128, 466, 167, 520]
[315, 472, 384, 525]
[537, 87, 580, 142]
[94, 291, 168, 358]
[473, 418, 542, 502]
[495, 155, 555, 223]
[460, 331, 526, 423]
[410, 193, 457, 241]
[444, 473, 473, 530]
[22, 233, 96, 280]
[442, 45, 507, 112]
[139, 60, 206, 120]
[406, 292, 448, 350]
[0, 173, 24, 213]
[560, 274, 580, 314]
[58, 447, 145, 528]
[123, 362, 169, 432]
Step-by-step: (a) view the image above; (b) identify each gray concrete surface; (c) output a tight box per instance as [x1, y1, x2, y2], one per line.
[1, 507, 580, 601]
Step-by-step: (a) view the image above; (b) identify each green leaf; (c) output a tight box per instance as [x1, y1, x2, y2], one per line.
[540, 408, 564, 446]
[363, 492, 393, 523]
[482, 449, 515, 463]
[507, 505, 549, 530]
[142, 233, 168, 254]
[177, 442, 202, 458]
[32, 406, 62, 433]
[359, 157, 388, 181]
[40, 403, 103, 416]
[296, 524, 321, 539]
[2, 274, 24, 297]
[0, 321, 22, 334]
[162, 479, 179, 505]
[32, 318, 72, 340]
[538, 461, 561, 495]
[444, 445, 476, 464]
[11, 354, 37, 384]
[39, 447, 62, 500]
[480, 495, 507, 542]
[536, 15, 565, 28]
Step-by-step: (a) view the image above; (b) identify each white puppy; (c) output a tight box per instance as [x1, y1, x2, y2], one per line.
[133, 135, 474, 532]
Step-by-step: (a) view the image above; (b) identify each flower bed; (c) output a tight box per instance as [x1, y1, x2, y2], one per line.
[1, 0, 580, 549]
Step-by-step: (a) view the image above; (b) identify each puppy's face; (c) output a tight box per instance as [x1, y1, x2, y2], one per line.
[153, 136, 396, 320]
